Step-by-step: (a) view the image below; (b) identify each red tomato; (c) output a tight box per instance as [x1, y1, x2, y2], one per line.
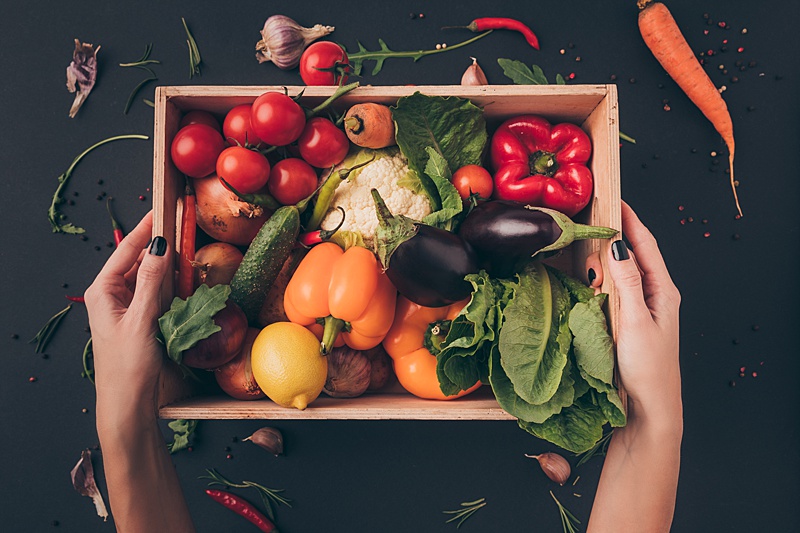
[268, 158, 318, 205]
[215, 146, 271, 194]
[250, 92, 306, 147]
[452, 165, 494, 201]
[171, 124, 225, 178]
[222, 104, 263, 147]
[297, 118, 350, 168]
[179, 110, 220, 132]
[299, 42, 350, 86]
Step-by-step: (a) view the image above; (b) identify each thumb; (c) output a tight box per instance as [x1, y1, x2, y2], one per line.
[606, 239, 650, 323]
[130, 236, 171, 320]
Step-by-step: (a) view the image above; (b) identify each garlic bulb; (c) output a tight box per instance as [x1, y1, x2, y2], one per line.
[461, 57, 488, 86]
[324, 347, 371, 398]
[255, 15, 335, 70]
[525, 452, 571, 485]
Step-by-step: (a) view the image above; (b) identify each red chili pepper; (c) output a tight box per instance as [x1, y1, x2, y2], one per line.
[298, 207, 346, 247]
[489, 115, 594, 217]
[205, 489, 279, 533]
[65, 295, 85, 303]
[466, 17, 540, 49]
[177, 181, 197, 299]
[106, 198, 124, 246]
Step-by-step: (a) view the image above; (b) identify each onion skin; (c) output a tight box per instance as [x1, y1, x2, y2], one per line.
[364, 344, 393, 390]
[323, 347, 371, 398]
[215, 328, 265, 400]
[193, 174, 270, 246]
[182, 301, 248, 369]
[194, 242, 244, 288]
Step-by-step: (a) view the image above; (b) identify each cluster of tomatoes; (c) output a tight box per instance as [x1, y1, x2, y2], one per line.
[170, 41, 354, 206]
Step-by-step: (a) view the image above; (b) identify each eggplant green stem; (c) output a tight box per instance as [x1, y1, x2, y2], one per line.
[527, 206, 618, 256]
[371, 188, 417, 269]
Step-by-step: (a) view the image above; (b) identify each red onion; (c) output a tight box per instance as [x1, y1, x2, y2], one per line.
[182, 301, 248, 369]
[193, 174, 269, 246]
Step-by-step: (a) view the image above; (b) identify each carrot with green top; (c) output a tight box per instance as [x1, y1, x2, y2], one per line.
[638, 0, 740, 216]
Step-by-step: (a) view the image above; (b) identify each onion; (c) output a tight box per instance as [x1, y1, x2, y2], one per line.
[364, 344, 393, 390]
[193, 174, 270, 246]
[215, 328, 265, 400]
[194, 242, 244, 287]
[323, 347, 371, 398]
[182, 301, 248, 369]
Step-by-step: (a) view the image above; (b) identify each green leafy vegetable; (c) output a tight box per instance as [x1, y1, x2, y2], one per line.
[519, 392, 607, 453]
[344, 31, 492, 76]
[392, 92, 487, 213]
[499, 263, 571, 405]
[420, 148, 463, 230]
[498, 58, 564, 85]
[158, 284, 231, 364]
[167, 419, 198, 453]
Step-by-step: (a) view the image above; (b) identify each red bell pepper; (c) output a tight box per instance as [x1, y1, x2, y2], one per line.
[489, 115, 593, 217]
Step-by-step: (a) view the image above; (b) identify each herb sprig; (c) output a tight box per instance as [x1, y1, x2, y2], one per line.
[550, 491, 580, 533]
[182, 17, 202, 78]
[119, 44, 160, 114]
[201, 468, 291, 522]
[30, 304, 72, 353]
[442, 497, 486, 528]
[81, 337, 94, 384]
[575, 430, 613, 467]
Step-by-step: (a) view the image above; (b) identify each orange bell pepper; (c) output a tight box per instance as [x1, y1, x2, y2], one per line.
[284, 242, 397, 353]
[382, 295, 482, 400]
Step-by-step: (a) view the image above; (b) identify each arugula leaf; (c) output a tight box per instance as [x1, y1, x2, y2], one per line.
[499, 263, 571, 405]
[392, 93, 487, 211]
[518, 392, 607, 454]
[158, 284, 231, 364]
[421, 147, 463, 230]
[167, 419, 198, 453]
[498, 58, 550, 85]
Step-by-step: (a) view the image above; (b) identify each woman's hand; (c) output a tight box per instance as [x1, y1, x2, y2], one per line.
[586, 201, 682, 532]
[585, 200, 682, 427]
[84, 211, 171, 415]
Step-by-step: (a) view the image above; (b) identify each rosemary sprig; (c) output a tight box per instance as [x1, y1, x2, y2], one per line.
[81, 337, 94, 384]
[182, 17, 202, 78]
[619, 131, 637, 144]
[575, 430, 614, 467]
[48, 134, 149, 234]
[550, 491, 580, 533]
[200, 468, 291, 522]
[30, 304, 72, 354]
[442, 497, 486, 528]
[120, 44, 160, 114]
[344, 31, 492, 76]
[119, 43, 161, 68]
[143, 99, 155, 108]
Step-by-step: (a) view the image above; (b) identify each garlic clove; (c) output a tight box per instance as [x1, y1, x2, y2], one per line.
[525, 452, 571, 485]
[244, 427, 284, 456]
[461, 57, 489, 86]
[255, 15, 335, 70]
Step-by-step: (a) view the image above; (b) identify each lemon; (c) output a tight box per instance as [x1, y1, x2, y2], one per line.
[251, 322, 327, 410]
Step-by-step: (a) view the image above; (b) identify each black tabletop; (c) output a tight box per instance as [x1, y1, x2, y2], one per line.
[2, 1, 797, 531]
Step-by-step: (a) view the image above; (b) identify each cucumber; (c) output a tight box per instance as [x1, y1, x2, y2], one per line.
[230, 206, 300, 325]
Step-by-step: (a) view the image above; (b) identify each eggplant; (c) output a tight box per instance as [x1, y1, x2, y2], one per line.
[458, 200, 618, 278]
[371, 189, 478, 307]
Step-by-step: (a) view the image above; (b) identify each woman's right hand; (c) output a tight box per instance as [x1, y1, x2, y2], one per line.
[585, 201, 682, 428]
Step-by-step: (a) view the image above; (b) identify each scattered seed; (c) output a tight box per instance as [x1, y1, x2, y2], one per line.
[746, 105, 756, 112]
[703, 232, 711, 238]
[68, 199, 75, 206]
[718, 21, 727, 28]
[573, 493, 582, 498]
[572, 476, 580, 486]
[629, 77, 636, 83]
[729, 380, 736, 387]
[680, 219, 686, 225]
[775, 74, 783, 81]
[702, 218, 708, 224]
[691, 148, 698, 153]
[703, 13, 709, 19]
[703, 29, 709, 35]
[97, 179, 104, 185]
[653, 154, 660, 160]
[138, 195, 146, 201]
[739, 65, 746, 72]
[752, 372, 757, 378]
[29, 376, 37, 383]
[568, 73, 576, 80]
[80, 235, 88, 241]
[82, 408, 89, 414]
[723, 39, 728, 44]
[641, 163, 648, 169]
[748, 61, 757, 68]
[11, 333, 19, 340]
[740, 366, 746, 373]
[575, 56, 581, 62]
[706, 49, 715, 56]
[731, 76, 739, 83]
[94, 246, 102, 251]
[739, 372, 745, 377]
[187, 446, 193, 452]
[663, 104, 671, 111]
[418, 13, 424, 18]
[741, 28, 748, 34]
[106, 242, 114, 248]
[737, 47, 744, 53]
[52, 520, 60, 527]
[560, 49, 566, 55]
[610, 74, 617, 80]
[96, 194, 103, 201]
[224, 446, 231, 452]
[658, 83, 665, 88]
[226, 454, 234, 460]
[687, 216, 694, 223]
[42, 353, 49, 359]
[678, 205, 685, 211]
[409, 12, 416, 19]
[718, 64, 725, 70]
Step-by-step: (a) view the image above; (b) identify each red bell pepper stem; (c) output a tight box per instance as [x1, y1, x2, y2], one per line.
[205, 489, 279, 533]
[65, 295, 85, 303]
[106, 198, 124, 246]
[177, 181, 197, 299]
[467, 18, 540, 50]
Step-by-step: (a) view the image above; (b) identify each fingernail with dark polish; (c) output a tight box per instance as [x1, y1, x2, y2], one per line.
[149, 236, 167, 256]
[587, 268, 596, 285]
[611, 240, 629, 261]
[144, 237, 152, 250]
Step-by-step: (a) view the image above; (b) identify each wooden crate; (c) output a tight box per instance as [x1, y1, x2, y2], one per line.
[153, 85, 621, 420]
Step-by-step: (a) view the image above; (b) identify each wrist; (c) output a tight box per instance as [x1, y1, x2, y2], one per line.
[621, 394, 683, 445]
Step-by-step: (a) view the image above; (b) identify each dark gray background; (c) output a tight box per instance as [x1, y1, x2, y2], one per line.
[1, 1, 797, 531]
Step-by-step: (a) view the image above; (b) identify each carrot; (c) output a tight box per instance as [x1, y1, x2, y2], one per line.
[343, 103, 396, 149]
[638, 0, 740, 216]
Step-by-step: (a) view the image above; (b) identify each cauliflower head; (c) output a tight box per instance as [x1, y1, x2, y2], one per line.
[320, 148, 432, 247]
